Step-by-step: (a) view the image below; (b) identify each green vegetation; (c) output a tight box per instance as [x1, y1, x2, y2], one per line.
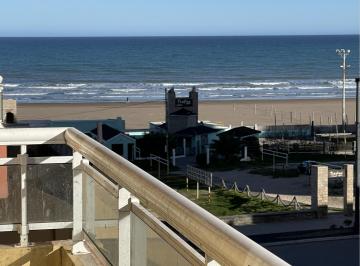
[211, 135, 241, 160]
[158, 174, 290, 216]
[202, 135, 261, 171]
[178, 188, 290, 216]
[248, 167, 300, 178]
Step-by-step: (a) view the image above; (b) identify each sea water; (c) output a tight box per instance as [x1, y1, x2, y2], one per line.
[0, 35, 358, 103]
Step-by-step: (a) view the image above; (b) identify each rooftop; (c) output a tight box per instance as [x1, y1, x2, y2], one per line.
[90, 123, 121, 140]
[175, 124, 221, 136]
[218, 126, 261, 138]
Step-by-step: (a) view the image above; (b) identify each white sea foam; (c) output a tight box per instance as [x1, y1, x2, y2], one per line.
[208, 94, 233, 97]
[327, 80, 356, 89]
[295, 86, 332, 90]
[199, 86, 273, 91]
[65, 92, 97, 95]
[3, 84, 20, 88]
[311, 92, 332, 95]
[6, 93, 47, 96]
[98, 95, 126, 98]
[111, 88, 147, 92]
[249, 81, 290, 86]
[162, 82, 206, 87]
[28, 83, 87, 90]
[5, 79, 356, 102]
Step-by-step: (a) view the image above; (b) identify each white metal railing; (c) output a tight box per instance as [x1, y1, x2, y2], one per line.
[0, 127, 289, 266]
[135, 147, 141, 159]
[186, 165, 213, 200]
[261, 148, 289, 167]
[0, 128, 73, 247]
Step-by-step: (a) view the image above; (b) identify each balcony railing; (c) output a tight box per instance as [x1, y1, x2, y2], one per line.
[0, 127, 289, 266]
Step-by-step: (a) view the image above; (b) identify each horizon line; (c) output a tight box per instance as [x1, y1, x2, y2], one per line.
[0, 33, 358, 38]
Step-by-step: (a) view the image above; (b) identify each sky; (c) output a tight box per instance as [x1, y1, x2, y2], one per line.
[0, 0, 358, 37]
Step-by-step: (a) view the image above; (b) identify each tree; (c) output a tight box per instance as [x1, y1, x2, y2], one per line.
[241, 136, 261, 159]
[137, 133, 176, 157]
[211, 135, 241, 160]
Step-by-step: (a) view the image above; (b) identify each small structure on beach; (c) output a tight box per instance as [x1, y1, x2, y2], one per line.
[217, 126, 261, 140]
[166, 86, 198, 134]
[150, 87, 227, 156]
[215, 126, 261, 161]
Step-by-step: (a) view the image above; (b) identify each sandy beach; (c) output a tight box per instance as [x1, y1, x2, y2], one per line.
[17, 98, 356, 129]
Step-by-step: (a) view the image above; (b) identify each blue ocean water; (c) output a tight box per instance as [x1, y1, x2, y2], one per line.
[0, 35, 358, 103]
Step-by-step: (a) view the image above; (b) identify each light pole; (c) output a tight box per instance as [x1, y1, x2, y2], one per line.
[336, 49, 351, 132]
[355, 77, 360, 234]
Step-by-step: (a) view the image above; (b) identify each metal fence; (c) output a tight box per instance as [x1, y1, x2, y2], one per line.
[186, 165, 306, 210]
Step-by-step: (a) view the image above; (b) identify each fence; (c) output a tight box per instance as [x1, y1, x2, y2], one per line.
[221, 181, 304, 210]
[263, 139, 355, 156]
[134, 152, 169, 177]
[186, 165, 305, 210]
[261, 148, 289, 168]
[186, 165, 212, 200]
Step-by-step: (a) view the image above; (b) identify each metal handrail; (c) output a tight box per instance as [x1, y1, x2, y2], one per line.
[149, 153, 168, 165]
[262, 148, 288, 157]
[65, 127, 288, 266]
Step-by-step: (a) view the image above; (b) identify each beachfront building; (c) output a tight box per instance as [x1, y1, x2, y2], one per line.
[13, 117, 137, 160]
[166, 87, 198, 134]
[216, 126, 261, 161]
[33, 118, 136, 160]
[150, 87, 228, 156]
[0, 99, 17, 125]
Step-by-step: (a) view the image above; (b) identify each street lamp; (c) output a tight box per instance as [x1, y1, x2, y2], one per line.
[336, 49, 351, 132]
[0, 75, 3, 125]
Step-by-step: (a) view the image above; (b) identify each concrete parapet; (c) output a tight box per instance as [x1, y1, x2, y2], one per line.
[311, 165, 328, 217]
[343, 164, 354, 216]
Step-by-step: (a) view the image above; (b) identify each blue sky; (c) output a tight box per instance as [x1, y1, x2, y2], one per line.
[0, 0, 358, 37]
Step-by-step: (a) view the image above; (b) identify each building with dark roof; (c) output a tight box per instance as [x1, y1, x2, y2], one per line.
[166, 87, 198, 134]
[217, 126, 261, 139]
[150, 87, 228, 156]
[24, 117, 137, 160]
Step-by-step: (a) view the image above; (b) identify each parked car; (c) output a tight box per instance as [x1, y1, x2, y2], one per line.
[298, 160, 318, 175]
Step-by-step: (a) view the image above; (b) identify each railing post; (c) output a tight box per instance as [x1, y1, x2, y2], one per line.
[118, 188, 131, 266]
[311, 165, 328, 217]
[183, 138, 186, 157]
[18, 145, 28, 247]
[172, 148, 176, 166]
[72, 151, 83, 241]
[118, 188, 144, 266]
[206, 147, 210, 165]
[196, 180, 199, 199]
[206, 254, 221, 265]
[83, 159, 95, 236]
[344, 164, 354, 216]
[158, 160, 160, 179]
[131, 202, 147, 266]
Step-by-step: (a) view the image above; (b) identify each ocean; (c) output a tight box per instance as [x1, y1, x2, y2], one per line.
[0, 35, 358, 103]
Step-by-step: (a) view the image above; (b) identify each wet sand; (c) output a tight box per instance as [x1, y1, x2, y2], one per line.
[17, 98, 356, 129]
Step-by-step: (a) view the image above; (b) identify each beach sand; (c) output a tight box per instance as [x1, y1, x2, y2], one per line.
[17, 98, 356, 129]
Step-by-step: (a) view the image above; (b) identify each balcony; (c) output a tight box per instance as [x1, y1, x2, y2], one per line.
[0, 127, 289, 265]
